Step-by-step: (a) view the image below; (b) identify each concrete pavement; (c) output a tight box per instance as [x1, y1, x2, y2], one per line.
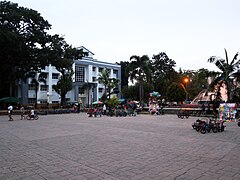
[0, 113, 240, 180]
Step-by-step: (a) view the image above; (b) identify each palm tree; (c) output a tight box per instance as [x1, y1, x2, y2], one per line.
[129, 55, 151, 103]
[107, 78, 120, 99]
[208, 49, 240, 102]
[97, 68, 110, 101]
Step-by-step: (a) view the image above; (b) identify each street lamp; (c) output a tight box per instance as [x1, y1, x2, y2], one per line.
[184, 77, 189, 101]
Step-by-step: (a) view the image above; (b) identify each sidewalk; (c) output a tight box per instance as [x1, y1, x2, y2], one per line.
[0, 114, 240, 179]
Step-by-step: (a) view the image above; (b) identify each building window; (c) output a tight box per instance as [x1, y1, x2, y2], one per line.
[28, 98, 35, 104]
[99, 67, 103, 73]
[52, 101, 59, 104]
[40, 85, 48, 91]
[98, 88, 103, 93]
[113, 69, 118, 78]
[52, 73, 59, 79]
[28, 84, 36, 90]
[75, 66, 85, 82]
[79, 87, 85, 95]
[92, 66, 96, 71]
[40, 100, 47, 104]
[92, 77, 96, 82]
[39, 72, 47, 79]
[107, 69, 111, 73]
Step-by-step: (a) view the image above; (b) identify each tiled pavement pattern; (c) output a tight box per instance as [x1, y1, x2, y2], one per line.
[0, 114, 240, 180]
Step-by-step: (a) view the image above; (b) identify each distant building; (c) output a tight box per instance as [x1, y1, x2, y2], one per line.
[17, 46, 121, 107]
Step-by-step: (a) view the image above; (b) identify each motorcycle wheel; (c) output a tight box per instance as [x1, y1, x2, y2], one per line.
[201, 128, 206, 134]
[212, 127, 218, 133]
[34, 115, 39, 120]
[196, 126, 201, 132]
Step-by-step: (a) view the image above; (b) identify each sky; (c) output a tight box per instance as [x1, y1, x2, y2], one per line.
[15, 0, 240, 71]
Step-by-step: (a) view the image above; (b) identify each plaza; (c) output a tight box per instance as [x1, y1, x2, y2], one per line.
[0, 114, 240, 180]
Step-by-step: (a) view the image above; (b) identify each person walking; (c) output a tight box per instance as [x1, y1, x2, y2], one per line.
[8, 105, 13, 121]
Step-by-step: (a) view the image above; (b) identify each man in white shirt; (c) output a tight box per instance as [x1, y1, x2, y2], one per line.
[8, 105, 13, 121]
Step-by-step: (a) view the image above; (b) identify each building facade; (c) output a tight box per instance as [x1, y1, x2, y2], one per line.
[17, 47, 121, 107]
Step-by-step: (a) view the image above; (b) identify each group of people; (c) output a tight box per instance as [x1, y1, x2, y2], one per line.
[87, 103, 139, 117]
[7, 105, 36, 121]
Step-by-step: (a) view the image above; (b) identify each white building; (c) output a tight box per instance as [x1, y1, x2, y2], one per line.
[17, 47, 121, 107]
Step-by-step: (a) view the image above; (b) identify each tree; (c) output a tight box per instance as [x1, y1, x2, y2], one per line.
[166, 82, 185, 103]
[117, 61, 130, 89]
[107, 78, 120, 99]
[152, 52, 177, 96]
[0, 1, 52, 97]
[122, 82, 153, 102]
[97, 68, 119, 101]
[50, 35, 88, 106]
[129, 55, 151, 103]
[208, 49, 240, 102]
[53, 72, 73, 106]
[97, 68, 110, 101]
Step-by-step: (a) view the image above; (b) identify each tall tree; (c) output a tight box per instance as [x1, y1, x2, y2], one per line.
[208, 49, 240, 102]
[117, 61, 130, 89]
[97, 68, 119, 101]
[166, 82, 185, 103]
[129, 55, 151, 103]
[97, 68, 110, 101]
[152, 52, 177, 96]
[0, 1, 51, 97]
[50, 35, 87, 106]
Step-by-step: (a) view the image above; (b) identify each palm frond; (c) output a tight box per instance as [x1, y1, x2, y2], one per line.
[214, 59, 226, 72]
[230, 52, 239, 66]
[233, 59, 240, 69]
[224, 48, 229, 65]
[207, 56, 217, 63]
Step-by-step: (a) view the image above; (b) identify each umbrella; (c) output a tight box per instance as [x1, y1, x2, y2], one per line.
[0, 97, 20, 103]
[92, 101, 103, 105]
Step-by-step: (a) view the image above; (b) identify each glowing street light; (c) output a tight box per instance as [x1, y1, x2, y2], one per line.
[184, 78, 189, 84]
[183, 77, 189, 101]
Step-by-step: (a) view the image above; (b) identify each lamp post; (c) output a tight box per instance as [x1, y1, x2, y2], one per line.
[47, 91, 49, 109]
[184, 77, 189, 101]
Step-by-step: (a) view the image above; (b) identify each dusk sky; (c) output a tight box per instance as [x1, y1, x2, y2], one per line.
[16, 0, 240, 71]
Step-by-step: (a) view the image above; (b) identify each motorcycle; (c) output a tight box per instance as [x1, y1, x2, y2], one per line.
[26, 113, 39, 120]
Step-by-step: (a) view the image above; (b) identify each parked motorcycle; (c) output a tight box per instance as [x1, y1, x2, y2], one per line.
[192, 118, 220, 134]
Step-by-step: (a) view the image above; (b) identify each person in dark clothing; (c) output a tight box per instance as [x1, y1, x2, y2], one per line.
[77, 103, 80, 113]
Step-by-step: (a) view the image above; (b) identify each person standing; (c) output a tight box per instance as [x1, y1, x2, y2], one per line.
[20, 105, 25, 120]
[103, 104, 107, 115]
[8, 105, 13, 121]
[77, 103, 80, 113]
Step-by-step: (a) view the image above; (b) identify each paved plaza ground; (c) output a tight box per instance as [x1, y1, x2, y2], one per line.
[0, 113, 240, 180]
